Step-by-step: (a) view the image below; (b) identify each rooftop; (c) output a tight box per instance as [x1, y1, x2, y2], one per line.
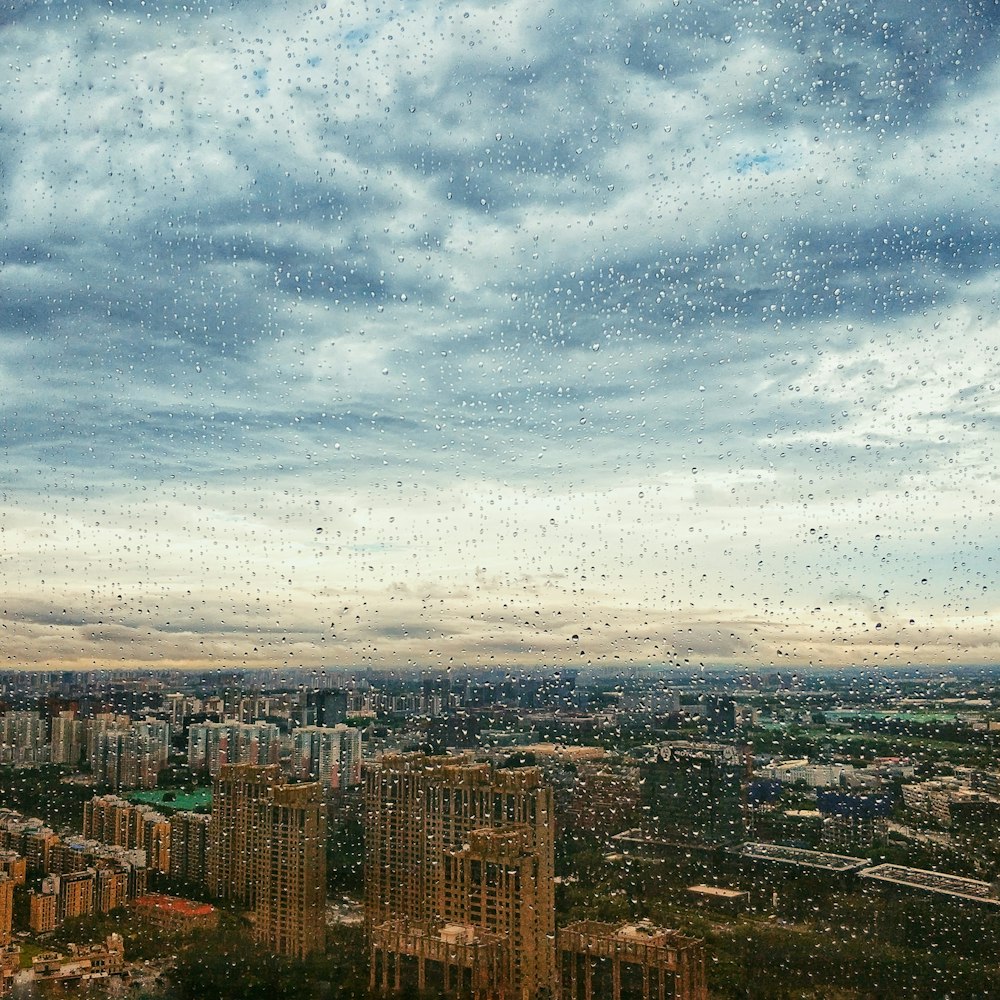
[859, 865, 1000, 905]
[134, 894, 216, 917]
[736, 842, 869, 873]
[687, 885, 746, 900]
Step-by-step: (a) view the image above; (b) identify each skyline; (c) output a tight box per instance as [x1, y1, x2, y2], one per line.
[1, 0, 998, 670]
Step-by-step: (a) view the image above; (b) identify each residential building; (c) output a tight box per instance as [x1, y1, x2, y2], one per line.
[292, 724, 362, 788]
[188, 722, 281, 777]
[0, 875, 12, 947]
[207, 765, 326, 958]
[169, 812, 210, 886]
[254, 782, 327, 959]
[207, 764, 279, 906]
[364, 753, 555, 1000]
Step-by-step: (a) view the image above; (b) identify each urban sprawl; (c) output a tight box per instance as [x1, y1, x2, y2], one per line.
[0, 667, 996, 997]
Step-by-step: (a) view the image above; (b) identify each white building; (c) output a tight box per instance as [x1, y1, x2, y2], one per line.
[291, 724, 362, 789]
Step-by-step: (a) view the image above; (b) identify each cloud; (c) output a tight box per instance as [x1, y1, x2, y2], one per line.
[1, 0, 998, 668]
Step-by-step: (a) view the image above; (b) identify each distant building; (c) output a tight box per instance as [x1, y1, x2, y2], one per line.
[563, 762, 641, 841]
[0, 875, 12, 947]
[734, 842, 869, 885]
[50, 712, 85, 766]
[33, 934, 125, 983]
[620, 684, 680, 718]
[83, 795, 170, 873]
[704, 696, 738, 740]
[686, 885, 746, 915]
[89, 722, 169, 791]
[860, 864, 1000, 908]
[44, 870, 96, 923]
[83, 796, 134, 847]
[817, 791, 893, 850]
[0, 945, 18, 994]
[0, 851, 26, 886]
[94, 865, 130, 914]
[291, 724, 362, 788]
[29, 890, 57, 934]
[300, 689, 349, 727]
[641, 743, 747, 845]
[169, 812, 210, 886]
[188, 722, 281, 777]
[0, 711, 49, 767]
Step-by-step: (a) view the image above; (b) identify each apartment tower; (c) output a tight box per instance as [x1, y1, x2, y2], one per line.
[207, 764, 279, 906]
[364, 753, 555, 999]
[208, 764, 326, 958]
[254, 782, 327, 959]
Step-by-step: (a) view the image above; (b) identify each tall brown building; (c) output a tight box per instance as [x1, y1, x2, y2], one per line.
[29, 890, 56, 934]
[0, 875, 12, 946]
[0, 851, 26, 887]
[254, 783, 327, 959]
[364, 754, 555, 999]
[207, 764, 279, 906]
[208, 764, 326, 959]
[169, 812, 210, 886]
[442, 827, 552, 997]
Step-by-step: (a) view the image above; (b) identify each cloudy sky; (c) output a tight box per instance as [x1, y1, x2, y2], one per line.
[1, 0, 998, 671]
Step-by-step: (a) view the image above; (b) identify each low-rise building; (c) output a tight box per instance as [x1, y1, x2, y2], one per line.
[0, 851, 26, 886]
[133, 894, 219, 935]
[29, 890, 57, 934]
[557, 921, 707, 1000]
[33, 934, 125, 983]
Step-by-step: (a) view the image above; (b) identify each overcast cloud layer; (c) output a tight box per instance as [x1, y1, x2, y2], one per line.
[1, 0, 998, 671]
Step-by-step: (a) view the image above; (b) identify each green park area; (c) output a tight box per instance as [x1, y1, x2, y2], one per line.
[127, 788, 213, 813]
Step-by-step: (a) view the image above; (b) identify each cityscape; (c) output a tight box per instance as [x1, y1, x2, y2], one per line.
[0, 667, 992, 994]
[2, 0, 998, 996]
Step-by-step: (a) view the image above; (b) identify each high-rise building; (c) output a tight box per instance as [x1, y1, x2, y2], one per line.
[83, 795, 170, 873]
[364, 753, 555, 1000]
[50, 712, 85, 766]
[704, 696, 738, 740]
[441, 827, 552, 997]
[0, 712, 49, 767]
[207, 764, 279, 906]
[292, 724, 362, 789]
[95, 865, 130, 914]
[298, 689, 348, 727]
[563, 762, 642, 841]
[254, 783, 326, 959]
[83, 795, 135, 846]
[45, 870, 96, 923]
[0, 875, 12, 947]
[207, 764, 326, 959]
[89, 722, 170, 791]
[169, 812, 210, 886]
[640, 742, 747, 846]
[29, 890, 57, 934]
[188, 722, 281, 777]
[0, 851, 26, 886]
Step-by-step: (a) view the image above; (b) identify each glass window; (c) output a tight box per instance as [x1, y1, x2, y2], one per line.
[2, 0, 997, 996]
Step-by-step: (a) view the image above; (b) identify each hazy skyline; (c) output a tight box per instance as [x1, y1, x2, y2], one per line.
[2, 0, 998, 670]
